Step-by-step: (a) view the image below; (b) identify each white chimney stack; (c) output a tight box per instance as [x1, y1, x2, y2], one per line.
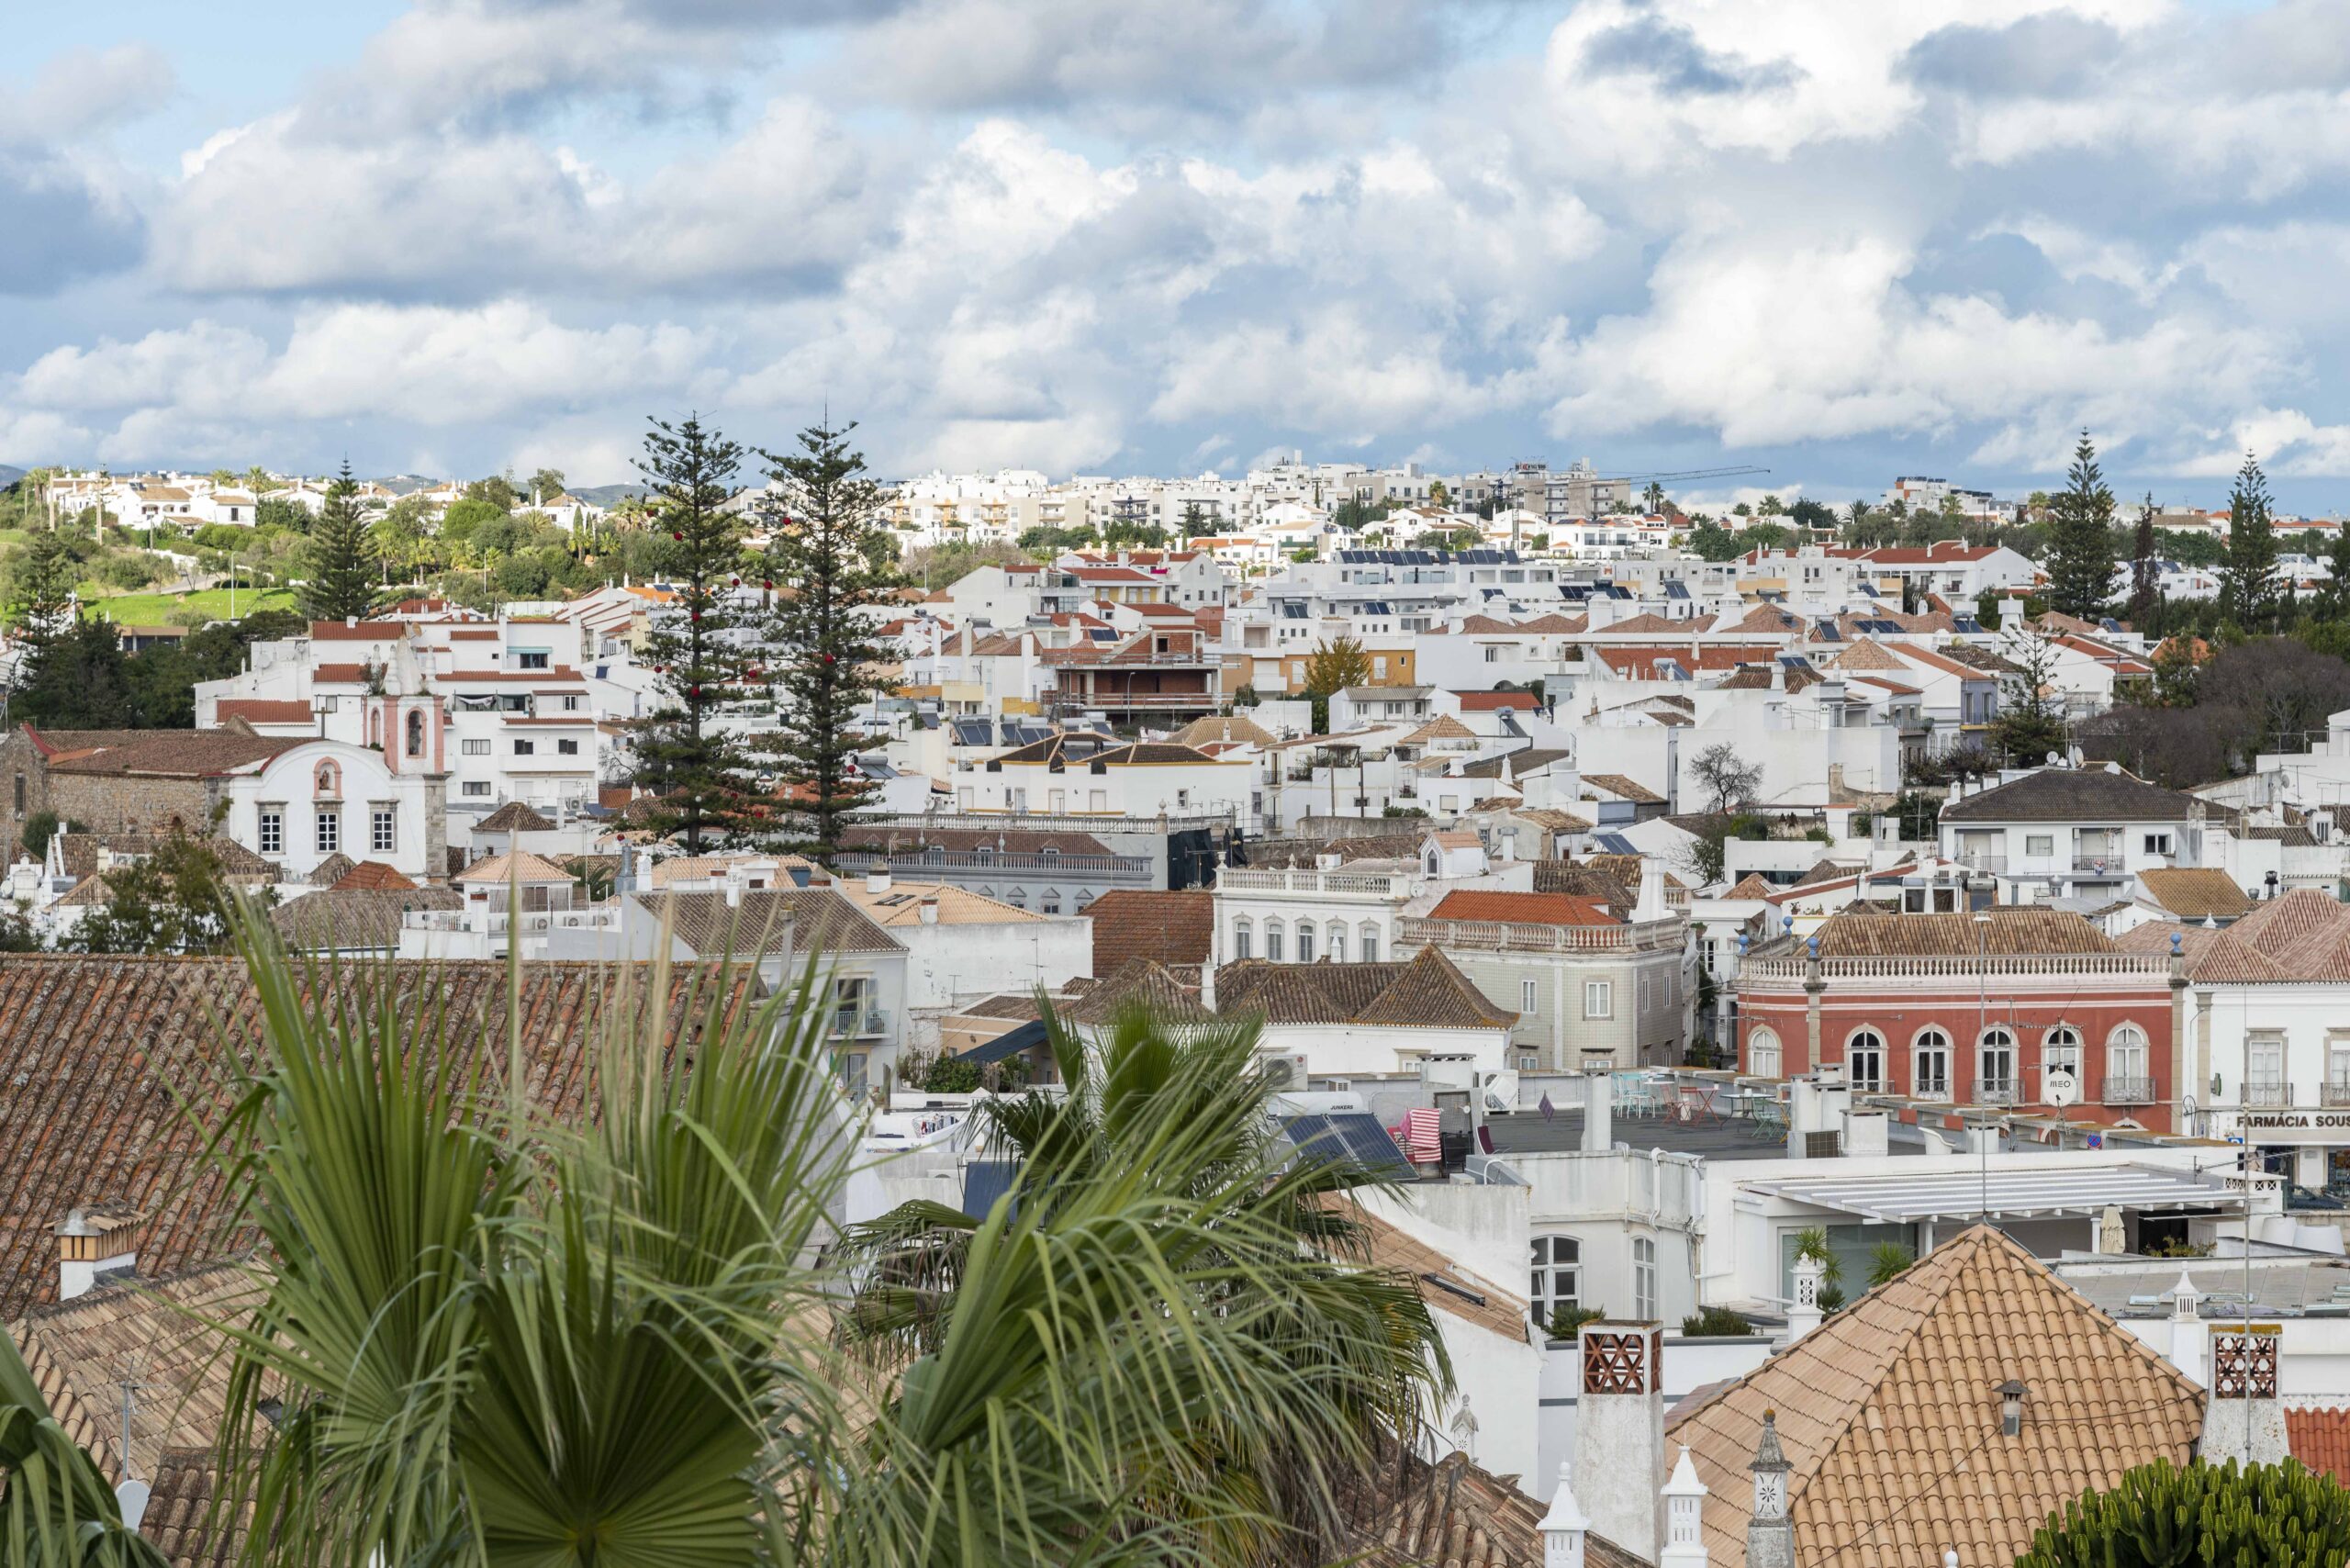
[1539, 1462, 1593, 1568]
[56, 1206, 140, 1301]
[1785, 1253, 1825, 1345]
[1635, 858, 1668, 921]
[918, 895, 940, 925]
[1583, 1067, 1614, 1153]
[1573, 1322, 1667, 1562]
[866, 868, 891, 895]
[2200, 1325, 2288, 1466]
[1659, 1445, 1710, 1568]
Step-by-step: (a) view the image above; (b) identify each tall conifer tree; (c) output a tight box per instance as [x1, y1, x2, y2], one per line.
[2127, 493, 2160, 627]
[756, 420, 901, 860]
[300, 460, 379, 622]
[2043, 430, 2116, 620]
[632, 413, 752, 855]
[2219, 449, 2280, 632]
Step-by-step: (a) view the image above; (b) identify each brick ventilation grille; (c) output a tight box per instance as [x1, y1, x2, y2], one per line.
[1583, 1328, 1657, 1395]
[2212, 1332, 2278, 1400]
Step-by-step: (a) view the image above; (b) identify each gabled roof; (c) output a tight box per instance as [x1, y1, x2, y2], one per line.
[269, 887, 463, 952]
[1083, 890, 1213, 977]
[1328, 1441, 1643, 1568]
[1216, 947, 1517, 1031]
[1807, 907, 2117, 957]
[1580, 772, 1663, 804]
[1166, 713, 1278, 748]
[2133, 867, 2252, 921]
[329, 860, 418, 892]
[1724, 873, 1779, 899]
[476, 801, 555, 833]
[1668, 1226, 2201, 1568]
[635, 888, 897, 958]
[2115, 887, 2350, 981]
[0, 956, 752, 1318]
[1060, 958, 1208, 1025]
[1458, 747, 1572, 778]
[1939, 767, 2199, 823]
[1426, 890, 1617, 926]
[453, 850, 572, 885]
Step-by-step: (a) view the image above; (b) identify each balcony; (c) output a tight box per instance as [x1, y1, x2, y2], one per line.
[2324, 1080, 2350, 1108]
[829, 1009, 890, 1039]
[1219, 868, 1416, 897]
[2244, 1081, 2294, 1108]
[2103, 1075, 2157, 1106]
[1401, 913, 1685, 955]
[1976, 1081, 2017, 1105]
[1954, 850, 2008, 874]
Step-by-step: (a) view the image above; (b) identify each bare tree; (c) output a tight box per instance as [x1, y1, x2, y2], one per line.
[1691, 743, 1763, 814]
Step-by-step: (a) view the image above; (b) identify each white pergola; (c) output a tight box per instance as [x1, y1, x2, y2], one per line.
[1738, 1163, 2246, 1225]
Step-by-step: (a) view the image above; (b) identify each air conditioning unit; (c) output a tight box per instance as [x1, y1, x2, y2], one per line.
[1256, 1051, 1310, 1091]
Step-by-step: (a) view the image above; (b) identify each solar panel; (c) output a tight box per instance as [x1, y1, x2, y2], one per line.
[961, 1160, 1020, 1219]
[1327, 1113, 1413, 1177]
[1597, 833, 1637, 854]
[1812, 622, 1842, 642]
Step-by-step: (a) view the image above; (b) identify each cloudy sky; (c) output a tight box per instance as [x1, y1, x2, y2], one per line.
[8, 0, 2350, 507]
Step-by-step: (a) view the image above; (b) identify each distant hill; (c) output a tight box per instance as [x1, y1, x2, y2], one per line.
[572, 483, 647, 506]
[0, 465, 25, 490]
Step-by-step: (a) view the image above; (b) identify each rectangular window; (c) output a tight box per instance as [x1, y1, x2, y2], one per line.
[464, 781, 491, 797]
[516, 650, 551, 670]
[462, 739, 490, 756]
[557, 738, 580, 755]
[1584, 980, 1613, 1019]
[315, 810, 340, 855]
[258, 808, 284, 856]
[2143, 832, 2174, 856]
[10, 774, 20, 816]
[514, 739, 535, 756]
[1521, 979, 1539, 1014]
[1633, 1237, 1657, 1321]
[2024, 834, 2053, 857]
[372, 808, 397, 854]
[562, 694, 583, 711]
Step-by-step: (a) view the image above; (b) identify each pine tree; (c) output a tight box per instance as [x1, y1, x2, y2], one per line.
[2314, 521, 2350, 623]
[755, 420, 901, 860]
[2127, 492, 2160, 627]
[300, 460, 379, 622]
[632, 413, 753, 855]
[2042, 430, 2116, 620]
[2219, 449, 2280, 632]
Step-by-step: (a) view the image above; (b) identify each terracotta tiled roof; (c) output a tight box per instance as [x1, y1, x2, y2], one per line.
[1167, 713, 1277, 748]
[1346, 1204, 1528, 1340]
[0, 956, 752, 1319]
[270, 887, 462, 951]
[1083, 890, 1212, 978]
[1725, 873, 1779, 899]
[842, 880, 1047, 926]
[11, 1258, 265, 1486]
[309, 620, 408, 639]
[1530, 861, 1635, 912]
[213, 700, 313, 725]
[1823, 638, 1912, 672]
[1668, 1226, 2201, 1568]
[1580, 772, 1663, 804]
[304, 852, 356, 887]
[143, 1444, 246, 1567]
[1808, 908, 2117, 958]
[1941, 767, 2198, 823]
[638, 888, 896, 958]
[1399, 714, 1476, 745]
[844, 826, 1113, 857]
[1427, 890, 1617, 926]
[476, 801, 555, 833]
[2287, 1407, 2350, 1484]
[1240, 834, 1421, 868]
[1329, 1440, 1642, 1568]
[453, 850, 572, 885]
[1459, 747, 1572, 778]
[2134, 868, 2252, 921]
[2116, 888, 2350, 982]
[330, 860, 417, 891]
[1218, 947, 1516, 1031]
[39, 730, 298, 778]
[1450, 690, 1539, 711]
[1060, 958, 1207, 1025]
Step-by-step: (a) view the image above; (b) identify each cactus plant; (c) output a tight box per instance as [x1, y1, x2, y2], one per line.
[2017, 1456, 2350, 1567]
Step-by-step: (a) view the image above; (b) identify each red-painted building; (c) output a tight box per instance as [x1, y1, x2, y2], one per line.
[1736, 909, 2187, 1133]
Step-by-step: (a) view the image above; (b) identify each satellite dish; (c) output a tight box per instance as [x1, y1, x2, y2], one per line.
[2044, 1066, 2080, 1109]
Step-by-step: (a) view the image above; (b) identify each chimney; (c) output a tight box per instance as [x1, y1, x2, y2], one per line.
[2201, 1325, 2288, 1466]
[1659, 1446, 1709, 1568]
[2167, 1271, 2206, 1388]
[1841, 1107, 1889, 1158]
[1573, 1322, 1667, 1562]
[724, 874, 743, 910]
[1539, 1462, 1593, 1568]
[1583, 1067, 1615, 1153]
[56, 1206, 140, 1301]
[918, 895, 940, 924]
[866, 868, 892, 895]
[1746, 1410, 1795, 1568]
[1785, 1252, 1825, 1344]
[1634, 858, 1668, 922]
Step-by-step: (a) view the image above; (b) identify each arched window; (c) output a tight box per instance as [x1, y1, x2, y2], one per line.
[1264, 919, 1286, 963]
[1912, 1028, 1951, 1099]
[1529, 1236, 1580, 1334]
[1296, 921, 1316, 964]
[1232, 918, 1253, 961]
[1845, 1028, 1885, 1092]
[406, 710, 426, 757]
[2042, 1025, 2082, 1097]
[1327, 924, 1346, 963]
[367, 709, 382, 748]
[314, 762, 340, 800]
[1979, 1027, 2017, 1102]
[2107, 1025, 2150, 1102]
[1359, 923, 1379, 963]
[1746, 1025, 1782, 1079]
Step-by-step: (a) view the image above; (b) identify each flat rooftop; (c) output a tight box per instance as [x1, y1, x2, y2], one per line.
[1483, 1109, 1932, 1162]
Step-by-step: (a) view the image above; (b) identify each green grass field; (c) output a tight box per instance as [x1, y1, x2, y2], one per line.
[84, 588, 298, 624]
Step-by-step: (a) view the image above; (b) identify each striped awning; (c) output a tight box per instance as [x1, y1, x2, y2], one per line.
[1738, 1162, 2246, 1224]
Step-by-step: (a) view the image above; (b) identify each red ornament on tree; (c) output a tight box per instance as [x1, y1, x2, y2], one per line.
[763, 579, 774, 590]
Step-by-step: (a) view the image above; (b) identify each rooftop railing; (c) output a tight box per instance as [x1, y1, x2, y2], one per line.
[1740, 952, 2172, 982]
[1401, 914, 1684, 954]
[1218, 868, 1416, 896]
[834, 847, 1153, 879]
